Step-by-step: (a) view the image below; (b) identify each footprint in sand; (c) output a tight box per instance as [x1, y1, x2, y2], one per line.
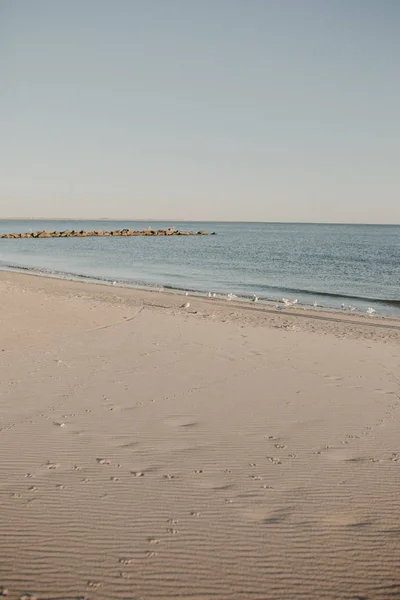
[249, 475, 262, 481]
[167, 528, 179, 534]
[148, 538, 161, 545]
[167, 519, 178, 525]
[110, 476, 119, 482]
[274, 444, 287, 449]
[118, 558, 135, 565]
[190, 511, 201, 517]
[194, 469, 203, 474]
[146, 551, 157, 558]
[266, 456, 282, 465]
[131, 471, 145, 477]
[163, 474, 176, 479]
[45, 461, 60, 470]
[87, 581, 101, 589]
[97, 458, 111, 465]
[118, 571, 131, 579]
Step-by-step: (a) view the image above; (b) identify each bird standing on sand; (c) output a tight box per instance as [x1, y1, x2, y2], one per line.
[252, 295, 259, 303]
[367, 307, 376, 315]
[181, 302, 191, 309]
[282, 298, 298, 307]
[227, 293, 238, 301]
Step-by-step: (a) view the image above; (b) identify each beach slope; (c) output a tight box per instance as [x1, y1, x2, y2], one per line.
[0, 271, 399, 600]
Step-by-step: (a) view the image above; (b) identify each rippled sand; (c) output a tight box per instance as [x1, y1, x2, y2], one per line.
[0, 271, 400, 600]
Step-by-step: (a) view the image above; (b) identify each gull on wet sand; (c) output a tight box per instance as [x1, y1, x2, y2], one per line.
[282, 298, 298, 307]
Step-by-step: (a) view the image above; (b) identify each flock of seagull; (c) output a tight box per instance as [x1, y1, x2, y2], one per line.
[109, 280, 377, 317]
[179, 290, 378, 316]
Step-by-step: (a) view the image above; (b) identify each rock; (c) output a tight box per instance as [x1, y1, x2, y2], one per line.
[1, 227, 210, 239]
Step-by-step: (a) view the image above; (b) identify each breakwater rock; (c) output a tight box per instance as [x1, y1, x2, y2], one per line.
[0, 228, 215, 239]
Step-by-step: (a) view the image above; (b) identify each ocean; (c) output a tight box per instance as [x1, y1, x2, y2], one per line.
[0, 220, 399, 318]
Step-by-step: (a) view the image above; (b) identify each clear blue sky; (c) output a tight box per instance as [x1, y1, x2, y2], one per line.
[1, 0, 399, 222]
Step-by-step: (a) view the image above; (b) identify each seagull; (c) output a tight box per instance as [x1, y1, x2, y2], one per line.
[348, 305, 357, 311]
[227, 293, 238, 301]
[282, 297, 297, 307]
[313, 301, 318, 307]
[112, 281, 117, 286]
[367, 307, 376, 315]
[181, 302, 191, 309]
[185, 291, 189, 296]
[252, 295, 259, 303]
[341, 303, 345, 309]
[208, 292, 212, 298]
[212, 293, 216, 298]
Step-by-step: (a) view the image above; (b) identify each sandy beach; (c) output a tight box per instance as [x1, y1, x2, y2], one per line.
[1, 270, 400, 600]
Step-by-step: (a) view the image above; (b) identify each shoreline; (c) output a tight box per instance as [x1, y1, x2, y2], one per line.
[1, 268, 400, 342]
[1, 258, 399, 318]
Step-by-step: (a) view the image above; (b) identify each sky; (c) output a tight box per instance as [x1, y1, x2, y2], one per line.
[1, 0, 399, 223]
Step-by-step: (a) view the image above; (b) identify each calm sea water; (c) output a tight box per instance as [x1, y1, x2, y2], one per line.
[1, 220, 399, 318]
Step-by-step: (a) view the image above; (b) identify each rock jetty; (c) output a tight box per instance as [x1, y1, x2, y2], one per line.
[0, 228, 215, 239]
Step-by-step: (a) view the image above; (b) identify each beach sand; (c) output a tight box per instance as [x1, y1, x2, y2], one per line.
[1, 270, 400, 600]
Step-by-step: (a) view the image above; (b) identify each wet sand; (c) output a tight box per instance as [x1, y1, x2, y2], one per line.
[0, 270, 400, 600]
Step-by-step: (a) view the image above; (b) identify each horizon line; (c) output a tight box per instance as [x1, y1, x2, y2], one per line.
[0, 218, 399, 226]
